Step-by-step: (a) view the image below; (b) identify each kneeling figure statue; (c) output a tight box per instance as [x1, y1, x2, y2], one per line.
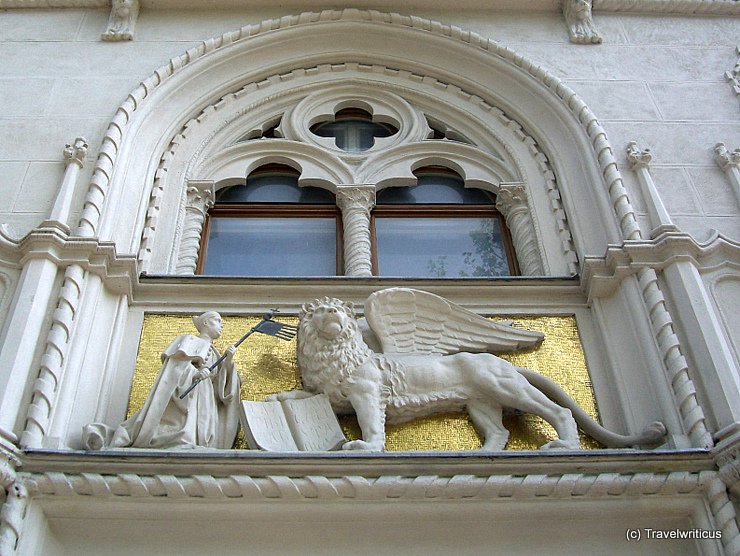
[83, 311, 241, 450]
[271, 288, 666, 452]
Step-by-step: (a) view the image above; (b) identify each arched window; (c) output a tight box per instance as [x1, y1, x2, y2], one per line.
[198, 164, 341, 276]
[372, 167, 518, 277]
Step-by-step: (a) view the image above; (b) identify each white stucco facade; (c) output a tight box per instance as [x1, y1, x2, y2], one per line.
[0, 1, 738, 554]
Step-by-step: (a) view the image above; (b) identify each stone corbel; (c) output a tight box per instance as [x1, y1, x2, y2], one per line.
[626, 141, 679, 238]
[336, 186, 375, 277]
[562, 0, 602, 44]
[495, 183, 545, 276]
[101, 0, 139, 42]
[714, 143, 740, 206]
[176, 181, 215, 275]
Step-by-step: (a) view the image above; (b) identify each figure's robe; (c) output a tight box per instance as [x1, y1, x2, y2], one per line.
[105, 334, 241, 449]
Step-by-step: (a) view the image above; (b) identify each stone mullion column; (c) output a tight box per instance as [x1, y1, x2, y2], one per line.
[495, 183, 544, 276]
[714, 143, 740, 206]
[336, 185, 375, 277]
[0, 139, 88, 444]
[626, 142, 677, 238]
[176, 181, 215, 275]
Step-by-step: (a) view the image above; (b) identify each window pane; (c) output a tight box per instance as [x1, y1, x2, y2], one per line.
[377, 175, 492, 204]
[312, 120, 395, 152]
[375, 217, 510, 277]
[204, 218, 336, 276]
[217, 176, 335, 204]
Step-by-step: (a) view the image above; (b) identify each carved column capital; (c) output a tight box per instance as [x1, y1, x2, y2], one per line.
[495, 183, 528, 214]
[336, 185, 376, 277]
[713, 143, 740, 206]
[626, 141, 652, 170]
[714, 143, 740, 171]
[185, 181, 216, 215]
[336, 185, 376, 213]
[176, 181, 215, 275]
[101, 0, 139, 41]
[713, 431, 740, 500]
[62, 137, 88, 168]
[495, 183, 545, 276]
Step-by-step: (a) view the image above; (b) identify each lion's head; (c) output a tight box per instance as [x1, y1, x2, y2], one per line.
[297, 297, 373, 405]
[299, 297, 357, 343]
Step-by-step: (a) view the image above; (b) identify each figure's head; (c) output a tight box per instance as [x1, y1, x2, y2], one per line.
[193, 311, 223, 339]
[299, 297, 355, 341]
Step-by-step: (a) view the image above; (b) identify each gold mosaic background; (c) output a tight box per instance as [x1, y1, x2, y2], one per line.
[131, 314, 600, 451]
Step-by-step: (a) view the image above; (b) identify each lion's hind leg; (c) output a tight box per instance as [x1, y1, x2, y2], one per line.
[468, 401, 508, 451]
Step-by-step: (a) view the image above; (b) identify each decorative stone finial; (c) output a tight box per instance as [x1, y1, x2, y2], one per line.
[63, 137, 88, 168]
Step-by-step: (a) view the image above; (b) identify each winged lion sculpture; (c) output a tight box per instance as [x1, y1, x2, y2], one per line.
[269, 288, 667, 451]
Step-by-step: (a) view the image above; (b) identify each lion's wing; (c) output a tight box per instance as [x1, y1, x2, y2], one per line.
[364, 288, 544, 355]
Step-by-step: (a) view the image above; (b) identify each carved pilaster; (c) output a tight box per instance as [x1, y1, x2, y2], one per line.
[495, 184, 544, 276]
[714, 143, 740, 206]
[563, 0, 602, 44]
[336, 186, 375, 277]
[176, 181, 215, 275]
[101, 0, 139, 41]
[626, 141, 678, 238]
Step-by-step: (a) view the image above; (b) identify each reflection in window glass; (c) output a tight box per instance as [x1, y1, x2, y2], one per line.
[204, 218, 336, 276]
[375, 217, 510, 277]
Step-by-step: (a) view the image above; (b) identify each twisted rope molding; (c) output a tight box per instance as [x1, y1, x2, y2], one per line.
[19, 265, 85, 450]
[26, 470, 712, 500]
[21, 470, 739, 551]
[136, 62, 576, 276]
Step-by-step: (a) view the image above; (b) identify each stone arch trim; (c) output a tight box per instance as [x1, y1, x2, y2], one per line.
[74, 8, 639, 255]
[136, 63, 577, 276]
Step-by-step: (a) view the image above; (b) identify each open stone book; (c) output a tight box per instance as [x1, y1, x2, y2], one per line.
[240, 393, 346, 451]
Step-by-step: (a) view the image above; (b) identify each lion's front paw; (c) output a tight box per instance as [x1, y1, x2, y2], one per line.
[342, 439, 384, 451]
[540, 439, 580, 450]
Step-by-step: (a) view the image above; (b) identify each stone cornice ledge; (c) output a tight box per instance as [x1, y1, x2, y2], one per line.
[21, 447, 714, 477]
[133, 275, 586, 313]
[18, 223, 137, 298]
[582, 231, 740, 303]
[1, 0, 739, 15]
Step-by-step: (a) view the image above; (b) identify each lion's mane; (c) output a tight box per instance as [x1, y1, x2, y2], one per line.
[297, 298, 377, 409]
[297, 297, 439, 419]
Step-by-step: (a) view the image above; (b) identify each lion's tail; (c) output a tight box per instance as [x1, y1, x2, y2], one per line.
[517, 368, 667, 448]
